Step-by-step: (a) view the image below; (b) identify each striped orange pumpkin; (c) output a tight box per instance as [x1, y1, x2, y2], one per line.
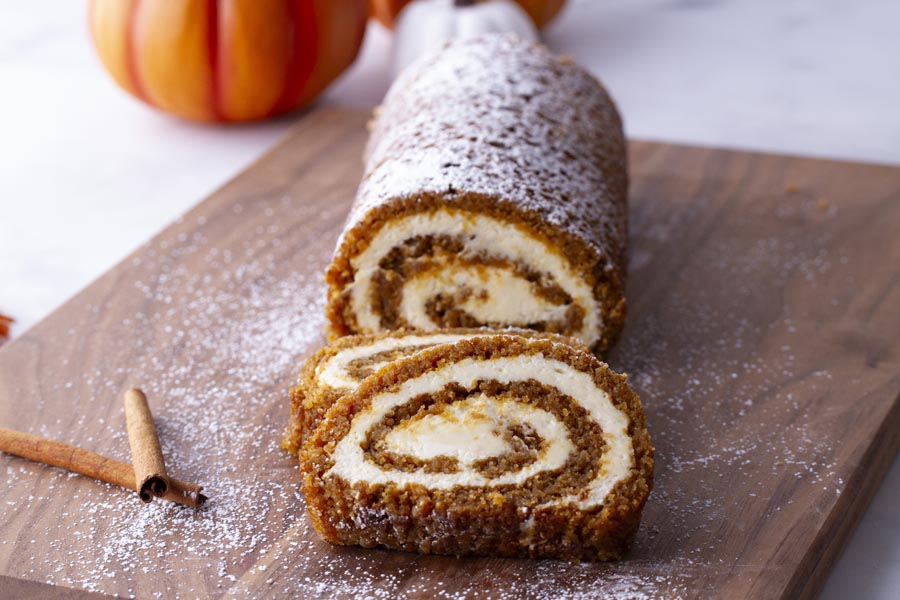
[370, 0, 566, 29]
[89, 0, 368, 122]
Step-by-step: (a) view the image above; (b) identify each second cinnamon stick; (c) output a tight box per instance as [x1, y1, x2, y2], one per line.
[123, 388, 169, 502]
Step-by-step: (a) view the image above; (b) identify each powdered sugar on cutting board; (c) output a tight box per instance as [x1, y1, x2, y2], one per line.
[1, 150, 874, 598]
[246, 183, 854, 600]
[1, 192, 337, 597]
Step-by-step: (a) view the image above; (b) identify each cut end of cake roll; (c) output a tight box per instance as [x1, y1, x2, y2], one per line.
[325, 35, 628, 354]
[282, 327, 588, 455]
[299, 334, 653, 561]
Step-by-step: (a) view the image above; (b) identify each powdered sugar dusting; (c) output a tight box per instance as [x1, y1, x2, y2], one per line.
[345, 35, 628, 275]
[1, 191, 336, 597]
[226, 179, 867, 599]
[2, 118, 894, 598]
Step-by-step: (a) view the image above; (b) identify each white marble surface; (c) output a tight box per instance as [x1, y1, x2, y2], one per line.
[0, 0, 897, 597]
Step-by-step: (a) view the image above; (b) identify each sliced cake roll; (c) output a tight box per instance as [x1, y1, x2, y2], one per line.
[282, 328, 585, 455]
[326, 35, 628, 354]
[300, 334, 653, 561]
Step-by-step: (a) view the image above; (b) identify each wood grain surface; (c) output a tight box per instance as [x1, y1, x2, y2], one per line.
[0, 107, 898, 599]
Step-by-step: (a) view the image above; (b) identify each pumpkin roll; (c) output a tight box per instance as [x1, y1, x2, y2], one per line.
[326, 34, 628, 354]
[281, 327, 585, 455]
[300, 334, 653, 561]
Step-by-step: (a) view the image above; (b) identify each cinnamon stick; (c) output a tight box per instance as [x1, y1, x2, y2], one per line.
[0, 427, 206, 507]
[123, 388, 169, 502]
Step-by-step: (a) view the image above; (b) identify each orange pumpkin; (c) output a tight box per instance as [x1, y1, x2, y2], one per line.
[89, 0, 368, 122]
[370, 0, 566, 29]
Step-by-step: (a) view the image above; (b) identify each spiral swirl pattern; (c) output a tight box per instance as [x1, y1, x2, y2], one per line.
[300, 335, 653, 560]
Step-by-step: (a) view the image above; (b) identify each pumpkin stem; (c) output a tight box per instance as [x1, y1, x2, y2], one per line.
[454, 0, 478, 7]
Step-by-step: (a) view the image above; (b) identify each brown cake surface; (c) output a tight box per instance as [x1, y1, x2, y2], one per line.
[325, 35, 628, 353]
[299, 334, 653, 561]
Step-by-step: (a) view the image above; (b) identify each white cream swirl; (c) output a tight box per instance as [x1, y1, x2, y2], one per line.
[347, 209, 600, 347]
[316, 331, 483, 390]
[328, 353, 633, 510]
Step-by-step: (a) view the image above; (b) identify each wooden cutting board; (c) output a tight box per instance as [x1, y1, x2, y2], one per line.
[1, 107, 898, 600]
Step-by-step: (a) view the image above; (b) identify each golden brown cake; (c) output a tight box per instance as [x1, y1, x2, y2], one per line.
[325, 35, 628, 354]
[299, 333, 653, 561]
[282, 327, 586, 454]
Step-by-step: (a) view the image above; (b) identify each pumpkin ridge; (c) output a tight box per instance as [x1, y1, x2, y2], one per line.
[206, 0, 223, 121]
[268, 0, 318, 117]
[125, 0, 152, 106]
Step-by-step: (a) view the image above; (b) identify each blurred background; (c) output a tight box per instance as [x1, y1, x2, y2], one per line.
[0, 0, 897, 597]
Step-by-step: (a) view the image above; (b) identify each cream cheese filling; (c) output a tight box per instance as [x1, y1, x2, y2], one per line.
[383, 393, 570, 465]
[400, 264, 570, 327]
[348, 210, 599, 346]
[316, 332, 482, 390]
[328, 353, 633, 509]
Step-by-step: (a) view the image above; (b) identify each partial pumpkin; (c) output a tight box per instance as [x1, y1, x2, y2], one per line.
[371, 0, 566, 29]
[89, 0, 368, 122]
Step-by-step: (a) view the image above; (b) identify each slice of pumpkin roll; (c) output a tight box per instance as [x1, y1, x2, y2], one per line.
[326, 34, 628, 354]
[282, 328, 585, 455]
[299, 334, 653, 561]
